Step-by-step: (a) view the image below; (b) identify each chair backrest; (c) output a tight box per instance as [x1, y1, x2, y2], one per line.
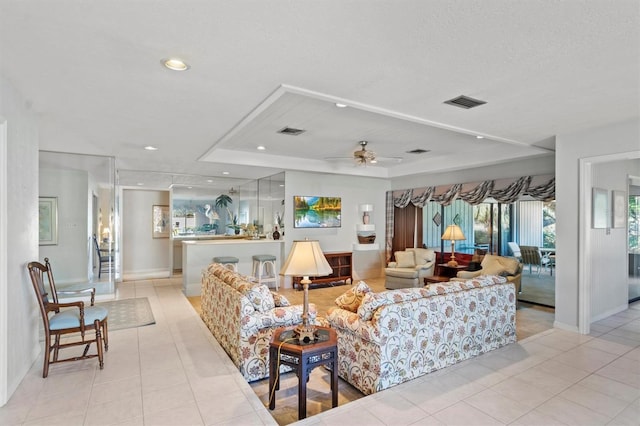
[519, 245, 542, 265]
[93, 234, 104, 260]
[507, 242, 521, 258]
[26, 258, 59, 325]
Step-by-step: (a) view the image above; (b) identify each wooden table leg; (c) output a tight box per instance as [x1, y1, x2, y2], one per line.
[268, 346, 277, 410]
[298, 364, 308, 419]
[331, 359, 338, 408]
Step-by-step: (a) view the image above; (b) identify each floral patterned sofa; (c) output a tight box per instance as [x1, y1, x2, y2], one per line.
[201, 263, 315, 382]
[327, 276, 517, 395]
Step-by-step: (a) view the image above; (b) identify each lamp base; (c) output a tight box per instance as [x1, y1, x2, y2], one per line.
[293, 323, 318, 344]
[447, 259, 459, 267]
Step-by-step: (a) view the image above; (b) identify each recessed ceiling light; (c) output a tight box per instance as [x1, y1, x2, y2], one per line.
[144, 145, 158, 151]
[257, 146, 266, 151]
[476, 135, 484, 139]
[162, 58, 190, 71]
[187, 186, 192, 189]
[206, 179, 213, 183]
[335, 103, 347, 108]
[137, 182, 144, 186]
[370, 159, 378, 164]
[222, 171, 230, 175]
[279, 184, 285, 187]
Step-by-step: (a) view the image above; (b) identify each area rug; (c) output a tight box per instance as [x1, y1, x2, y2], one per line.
[517, 272, 555, 308]
[97, 297, 155, 331]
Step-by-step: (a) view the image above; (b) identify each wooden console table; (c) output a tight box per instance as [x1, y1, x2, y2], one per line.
[269, 326, 338, 420]
[293, 251, 352, 289]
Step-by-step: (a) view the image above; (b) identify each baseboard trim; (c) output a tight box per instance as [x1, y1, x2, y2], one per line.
[590, 303, 628, 323]
[122, 269, 171, 281]
[552, 321, 580, 333]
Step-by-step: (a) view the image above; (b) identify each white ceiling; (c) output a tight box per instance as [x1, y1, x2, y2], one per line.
[2, 1, 638, 187]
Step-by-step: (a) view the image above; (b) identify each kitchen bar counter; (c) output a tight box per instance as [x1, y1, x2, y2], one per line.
[181, 238, 285, 296]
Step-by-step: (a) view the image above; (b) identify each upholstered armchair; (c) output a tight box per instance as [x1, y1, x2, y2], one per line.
[454, 254, 523, 293]
[384, 248, 436, 289]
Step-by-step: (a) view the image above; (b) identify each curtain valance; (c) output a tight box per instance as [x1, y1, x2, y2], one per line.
[392, 174, 555, 208]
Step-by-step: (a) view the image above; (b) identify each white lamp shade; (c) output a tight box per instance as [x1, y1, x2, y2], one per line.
[280, 240, 333, 277]
[360, 204, 374, 213]
[441, 224, 466, 241]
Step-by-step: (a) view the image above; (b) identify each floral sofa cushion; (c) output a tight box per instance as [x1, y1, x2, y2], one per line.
[201, 263, 313, 382]
[335, 281, 371, 312]
[328, 275, 516, 395]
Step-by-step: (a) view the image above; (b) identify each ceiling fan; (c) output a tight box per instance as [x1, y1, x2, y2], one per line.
[325, 141, 403, 165]
[228, 187, 238, 195]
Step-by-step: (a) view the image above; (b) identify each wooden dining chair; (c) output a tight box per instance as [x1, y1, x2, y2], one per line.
[26, 258, 108, 377]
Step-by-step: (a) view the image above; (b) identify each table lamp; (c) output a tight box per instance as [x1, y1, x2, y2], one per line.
[441, 224, 466, 267]
[280, 239, 332, 343]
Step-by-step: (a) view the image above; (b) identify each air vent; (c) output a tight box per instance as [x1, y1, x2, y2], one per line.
[277, 126, 306, 136]
[444, 95, 487, 109]
[406, 149, 431, 154]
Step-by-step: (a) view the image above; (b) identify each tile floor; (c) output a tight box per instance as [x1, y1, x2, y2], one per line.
[1, 277, 638, 426]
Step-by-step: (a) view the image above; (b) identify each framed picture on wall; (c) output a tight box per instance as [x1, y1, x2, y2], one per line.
[39, 196, 58, 245]
[152, 205, 170, 238]
[592, 187, 608, 229]
[612, 190, 626, 228]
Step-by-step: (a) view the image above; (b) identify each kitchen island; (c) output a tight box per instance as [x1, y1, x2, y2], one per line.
[181, 238, 285, 296]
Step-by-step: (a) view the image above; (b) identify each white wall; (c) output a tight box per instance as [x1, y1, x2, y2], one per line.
[122, 189, 171, 280]
[283, 171, 390, 286]
[555, 118, 640, 330]
[590, 159, 640, 321]
[39, 168, 89, 283]
[0, 76, 40, 406]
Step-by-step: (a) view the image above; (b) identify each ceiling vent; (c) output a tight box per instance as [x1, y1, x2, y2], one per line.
[277, 126, 306, 136]
[406, 149, 430, 154]
[444, 95, 487, 109]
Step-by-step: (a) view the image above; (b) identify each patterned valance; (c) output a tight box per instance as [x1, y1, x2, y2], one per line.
[392, 175, 555, 208]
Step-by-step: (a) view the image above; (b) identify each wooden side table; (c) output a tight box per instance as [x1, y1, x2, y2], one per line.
[269, 326, 338, 420]
[435, 263, 468, 278]
[424, 275, 452, 285]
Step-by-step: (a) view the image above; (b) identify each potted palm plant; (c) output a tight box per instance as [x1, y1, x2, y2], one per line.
[215, 194, 241, 234]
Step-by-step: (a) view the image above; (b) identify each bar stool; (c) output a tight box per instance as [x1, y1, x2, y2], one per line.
[252, 254, 278, 290]
[213, 256, 239, 272]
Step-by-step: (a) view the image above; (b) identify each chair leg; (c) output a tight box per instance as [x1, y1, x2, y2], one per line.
[53, 335, 60, 361]
[43, 332, 51, 378]
[102, 320, 109, 351]
[95, 319, 104, 370]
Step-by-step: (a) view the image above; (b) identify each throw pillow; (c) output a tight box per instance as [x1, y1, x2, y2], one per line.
[394, 251, 416, 268]
[236, 282, 275, 312]
[271, 291, 291, 307]
[410, 248, 434, 265]
[334, 281, 371, 312]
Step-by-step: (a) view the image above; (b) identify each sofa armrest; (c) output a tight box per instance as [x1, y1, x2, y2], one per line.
[327, 307, 384, 344]
[456, 270, 482, 279]
[387, 261, 398, 268]
[243, 303, 317, 336]
[415, 260, 435, 270]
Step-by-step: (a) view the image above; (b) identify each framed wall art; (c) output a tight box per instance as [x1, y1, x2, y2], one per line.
[592, 187, 608, 229]
[39, 196, 58, 245]
[612, 190, 626, 228]
[152, 205, 170, 238]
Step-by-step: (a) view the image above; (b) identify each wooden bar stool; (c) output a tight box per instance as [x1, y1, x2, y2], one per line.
[252, 254, 278, 290]
[213, 256, 239, 272]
